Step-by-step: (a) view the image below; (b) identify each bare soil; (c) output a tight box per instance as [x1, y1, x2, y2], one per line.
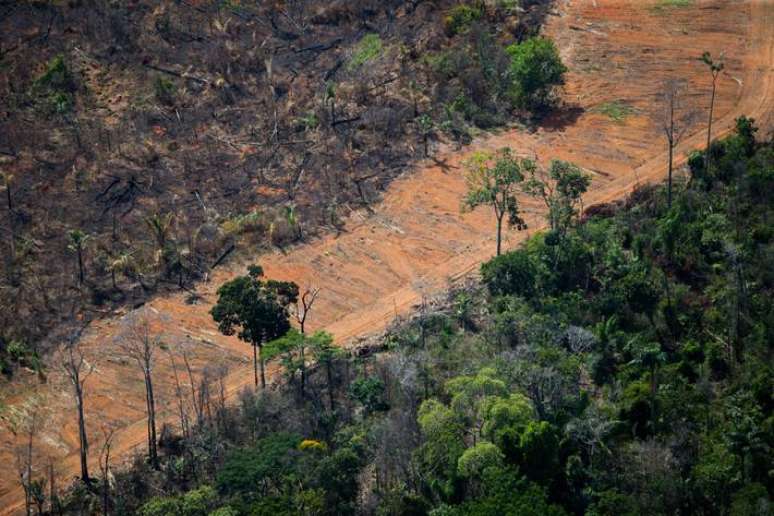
[1, 0, 772, 513]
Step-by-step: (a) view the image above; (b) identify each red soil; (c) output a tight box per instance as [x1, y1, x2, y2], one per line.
[1, 1, 771, 513]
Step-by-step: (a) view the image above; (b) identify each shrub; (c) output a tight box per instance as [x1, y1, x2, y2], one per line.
[154, 77, 177, 106]
[444, 4, 484, 36]
[35, 55, 75, 92]
[349, 377, 389, 415]
[481, 249, 538, 298]
[348, 34, 383, 70]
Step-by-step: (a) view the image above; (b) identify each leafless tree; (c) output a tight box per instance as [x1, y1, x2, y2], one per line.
[291, 286, 319, 398]
[167, 346, 190, 439]
[99, 425, 117, 516]
[119, 309, 161, 469]
[5, 396, 46, 516]
[661, 80, 695, 207]
[61, 326, 94, 485]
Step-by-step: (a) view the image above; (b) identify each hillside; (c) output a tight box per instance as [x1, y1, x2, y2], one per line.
[0, 0, 551, 352]
[0, 0, 772, 515]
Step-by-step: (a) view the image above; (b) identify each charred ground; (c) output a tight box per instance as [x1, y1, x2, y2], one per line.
[0, 0, 552, 360]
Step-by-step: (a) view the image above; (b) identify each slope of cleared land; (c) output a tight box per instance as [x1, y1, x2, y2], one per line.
[1, 0, 772, 512]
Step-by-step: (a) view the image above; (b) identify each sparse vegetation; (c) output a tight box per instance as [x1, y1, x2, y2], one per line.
[444, 3, 484, 36]
[593, 100, 636, 123]
[347, 33, 383, 70]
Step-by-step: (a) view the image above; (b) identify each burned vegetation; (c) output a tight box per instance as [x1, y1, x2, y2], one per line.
[0, 0, 554, 365]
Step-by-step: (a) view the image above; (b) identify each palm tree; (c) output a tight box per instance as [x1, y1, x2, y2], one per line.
[144, 213, 174, 272]
[108, 251, 135, 289]
[701, 52, 724, 176]
[67, 229, 90, 284]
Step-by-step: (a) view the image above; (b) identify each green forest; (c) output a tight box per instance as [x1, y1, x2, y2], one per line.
[54, 119, 772, 515]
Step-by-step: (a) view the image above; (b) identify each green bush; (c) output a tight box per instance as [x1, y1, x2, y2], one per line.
[348, 34, 383, 70]
[216, 433, 301, 495]
[444, 4, 484, 36]
[481, 249, 538, 298]
[505, 37, 567, 110]
[36, 55, 75, 92]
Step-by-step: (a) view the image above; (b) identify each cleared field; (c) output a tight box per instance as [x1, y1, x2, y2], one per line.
[1, 1, 771, 513]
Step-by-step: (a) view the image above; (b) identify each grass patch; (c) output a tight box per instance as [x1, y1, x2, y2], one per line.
[593, 100, 636, 123]
[347, 34, 383, 71]
[651, 0, 693, 13]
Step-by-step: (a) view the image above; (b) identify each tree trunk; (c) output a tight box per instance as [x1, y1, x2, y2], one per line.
[144, 372, 159, 469]
[667, 142, 674, 209]
[75, 385, 90, 484]
[252, 344, 259, 388]
[705, 79, 717, 175]
[299, 343, 306, 399]
[326, 361, 335, 412]
[258, 345, 266, 389]
[77, 248, 84, 284]
[495, 212, 503, 256]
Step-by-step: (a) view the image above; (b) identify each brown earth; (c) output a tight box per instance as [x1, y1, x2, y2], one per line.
[1, 0, 772, 513]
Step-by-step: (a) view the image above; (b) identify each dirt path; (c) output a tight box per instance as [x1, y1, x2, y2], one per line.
[1, 1, 771, 513]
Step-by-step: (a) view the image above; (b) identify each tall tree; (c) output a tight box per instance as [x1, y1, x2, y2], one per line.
[292, 286, 320, 398]
[67, 229, 90, 285]
[524, 159, 591, 235]
[661, 80, 694, 208]
[463, 148, 530, 256]
[62, 328, 94, 485]
[211, 264, 298, 388]
[701, 51, 724, 176]
[120, 310, 161, 469]
[308, 331, 341, 412]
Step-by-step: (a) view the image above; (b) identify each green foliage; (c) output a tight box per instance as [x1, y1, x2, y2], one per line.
[139, 486, 217, 516]
[348, 34, 383, 70]
[457, 441, 503, 478]
[593, 100, 636, 123]
[216, 433, 301, 496]
[36, 55, 75, 92]
[154, 77, 177, 106]
[463, 148, 531, 254]
[348, 377, 389, 415]
[33, 54, 76, 114]
[211, 265, 298, 347]
[481, 249, 537, 298]
[444, 4, 484, 36]
[506, 37, 567, 110]
[524, 159, 591, 235]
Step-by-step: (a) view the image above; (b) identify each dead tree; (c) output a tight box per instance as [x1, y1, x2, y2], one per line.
[99, 426, 116, 516]
[120, 310, 161, 469]
[661, 80, 694, 208]
[167, 347, 190, 440]
[292, 286, 320, 397]
[62, 328, 94, 485]
[7, 397, 46, 516]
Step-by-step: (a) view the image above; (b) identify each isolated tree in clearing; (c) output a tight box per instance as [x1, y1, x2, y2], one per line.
[506, 37, 567, 111]
[701, 51, 725, 176]
[211, 265, 298, 388]
[120, 311, 162, 469]
[61, 328, 93, 485]
[463, 148, 531, 256]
